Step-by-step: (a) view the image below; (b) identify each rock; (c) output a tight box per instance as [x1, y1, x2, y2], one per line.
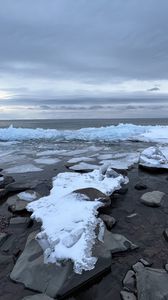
[10, 231, 73, 298]
[10, 217, 31, 227]
[136, 267, 168, 300]
[1, 235, 16, 253]
[7, 195, 28, 212]
[74, 188, 111, 207]
[0, 254, 14, 278]
[0, 232, 8, 246]
[163, 229, 168, 242]
[0, 188, 6, 199]
[115, 187, 128, 195]
[120, 290, 136, 300]
[132, 262, 144, 273]
[140, 191, 165, 207]
[139, 146, 168, 170]
[139, 258, 152, 267]
[99, 214, 116, 230]
[164, 264, 168, 272]
[22, 294, 54, 300]
[0, 176, 14, 188]
[134, 183, 147, 190]
[123, 270, 136, 292]
[93, 229, 138, 257]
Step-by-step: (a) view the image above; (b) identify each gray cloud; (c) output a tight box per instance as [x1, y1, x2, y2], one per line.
[0, 0, 168, 118]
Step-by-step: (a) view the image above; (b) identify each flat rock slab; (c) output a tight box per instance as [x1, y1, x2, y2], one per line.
[120, 290, 137, 300]
[140, 191, 165, 207]
[10, 231, 73, 298]
[136, 267, 168, 300]
[22, 294, 54, 300]
[10, 217, 31, 227]
[0, 232, 8, 246]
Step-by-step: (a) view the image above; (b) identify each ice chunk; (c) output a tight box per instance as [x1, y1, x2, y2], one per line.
[67, 157, 94, 163]
[69, 162, 99, 171]
[18, 191, 38, 202]
[34, 157, 60, 165]
[4, 164, 43, 174]
[139, 146, 168, 169]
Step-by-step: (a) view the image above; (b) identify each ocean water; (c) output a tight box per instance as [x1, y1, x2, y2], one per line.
[0, 118, 168, 130]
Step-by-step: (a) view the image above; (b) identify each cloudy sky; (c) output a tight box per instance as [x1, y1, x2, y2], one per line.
[0, 0, 168, 119]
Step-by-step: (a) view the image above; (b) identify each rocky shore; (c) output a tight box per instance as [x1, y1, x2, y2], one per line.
[0, 144, 168, 300]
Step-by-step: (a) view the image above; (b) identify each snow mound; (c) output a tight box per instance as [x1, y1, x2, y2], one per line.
[139, 146, 168, 169]
[27, 169, 126, 273]
[0, 124, 168, 143]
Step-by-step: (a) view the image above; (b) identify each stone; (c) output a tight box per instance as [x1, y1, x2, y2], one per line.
[0, 176, 14, 188]
[163, 229, 168, 242]
[74, 187, 111, 207]
[0, 254, 14, 278]
[164, 264, 168, 272]
[99, 214, 116, 230]
[120, 290, 136, 300]
[10, 231, 73, 298]
[0, 232, 8, 247]
[123, 270, 136, 292]
[134, 183, 147, 190]
[7, 195, 28, 212]
[22, 294, 54, 300]
[136, 267, 168, 300]
[139, 258, 152, 267]
[132, 262, 144, 273]
[140, 191, 165, 207]
[10, 217, 31, 227]
[115, 187, 128, 195]
[93, 229, 138, 257]
[0, 188, 6, 199]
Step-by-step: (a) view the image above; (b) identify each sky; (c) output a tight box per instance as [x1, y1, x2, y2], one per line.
[0, 0, 168, 119]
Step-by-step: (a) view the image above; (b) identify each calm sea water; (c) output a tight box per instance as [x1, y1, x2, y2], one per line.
[0, 118, 168, 130]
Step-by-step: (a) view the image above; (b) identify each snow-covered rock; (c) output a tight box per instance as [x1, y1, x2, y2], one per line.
[27, 169, 126, 273]
[139, 146, 168, 169]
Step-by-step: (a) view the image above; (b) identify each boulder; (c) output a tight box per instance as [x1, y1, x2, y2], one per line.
[7, 195, 28, 212]
[10, 231, 73, 298]
[123, 270, 136, 292]
[136, 267, 168, 300]
[140, 191, 165, 207]
[134, 183, 147, 190]
[120, 290, 137, 300]
[99, 214, 116, 230]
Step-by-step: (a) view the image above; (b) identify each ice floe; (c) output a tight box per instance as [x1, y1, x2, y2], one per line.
[4, 164, 43, 174]
[67, 157, 94, 164]
[100, 153, 140, 170]
[27, 169, 126, 273]
[139, 146, 168, 169]
[34, 157, 60, 165]
[69, 162, 99, 171]
[1, 124, 168, 143]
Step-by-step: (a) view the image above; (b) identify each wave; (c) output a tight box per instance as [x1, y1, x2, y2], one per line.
[0, 123, 168, 143]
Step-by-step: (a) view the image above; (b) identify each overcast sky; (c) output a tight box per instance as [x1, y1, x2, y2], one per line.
[0, 0, 168, 119]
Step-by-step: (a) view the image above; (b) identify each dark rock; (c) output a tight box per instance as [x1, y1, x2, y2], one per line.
[115, 187, 128, 195]
[0, 232, 8, 247]
[0, 176, 15, 188]
[0, 254, 14, 278]
[163, 229, 168, 242]
[10, 217, 31, 227]
[10, 231, 73, 298]
[74, 188, 111, 207]
[134, 183, 147, 190]
[140, 191, 165, 207]
[7, 195, 28, 212]
[136, 267, 168, 300]
[132, 262, 144, 273]
[139, 258, 152, 267]
[123, 270, 136, 292]
[99, 214, 116, 230]
[22, 294, 54, 300]
[120, 290, 136, 300]
[0, 188, 6, 199]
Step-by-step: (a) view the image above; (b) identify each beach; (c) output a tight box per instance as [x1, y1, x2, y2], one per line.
[0, 120, 168, 300]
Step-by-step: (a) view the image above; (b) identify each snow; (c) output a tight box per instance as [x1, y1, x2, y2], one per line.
[69, 162, 99, 171]
[4, 164, 43, 174]
[139, 146, 168, 169]
[0, 123, 168, 143]
[27, 169, 126, 273]
[18, 191, 38, 202]
[34, 157, 60, 165]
